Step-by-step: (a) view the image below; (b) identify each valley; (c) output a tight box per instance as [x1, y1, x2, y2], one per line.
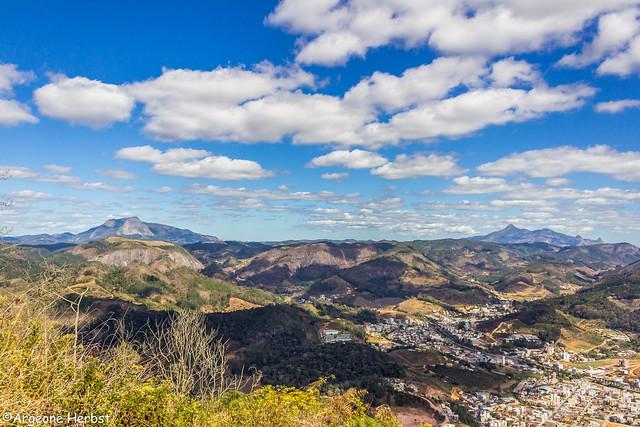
[2, 218, 640, 426]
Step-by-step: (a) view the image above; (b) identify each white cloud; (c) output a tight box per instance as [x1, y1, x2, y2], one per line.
[558, 7, 640, 75]
[34, 75, 135, 127]
[44, 164, 72, 174]
[344, 56, 487, 113]
[489, 199, 552, 208]
[0, 165, 38, 179]
[0, 64, 34, 95]
[35, 174, 123, 192]
[0, 64, 38, 126]
[598, 35, 640, 75]
[33, 56, 593, 147]
[546, 177, 573, 186]
[97, 168, 137, 180]
[154, 156, 273, 181]
[187, 184, 359, 203]
[595, 99, 640, 112]
[116, 145, 273, 181]
[562, 8, 640, 63]
[0, 99, 38, 126]
[358, 84, 594, 146]
[321, 172, 348, 181]
[490, 57, 540, 87]
[1, 164, 132, 193]
[126, 63, 319, 141]
[116, 145, 208, 163]
[444, 176, 524, 194]
[308, 149, 387, 169]
[503, 185, 640, 202]
[74, 182, 120, 192]
[371, 153, 465, 180]
[123, 68, 369, 145]
[268, 0, 639, 65]
[477, 145, 640, 181]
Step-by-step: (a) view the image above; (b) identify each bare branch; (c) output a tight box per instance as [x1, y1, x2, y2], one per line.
[141, 310, 259, 399]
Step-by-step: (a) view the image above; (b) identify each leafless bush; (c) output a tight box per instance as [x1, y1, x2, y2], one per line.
[141, 310, 259, 398]
[0, 257, 103, 369]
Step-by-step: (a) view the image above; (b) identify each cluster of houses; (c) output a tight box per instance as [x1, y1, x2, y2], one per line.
[320, 328, 352, 344]
[456, 375, 640, 426]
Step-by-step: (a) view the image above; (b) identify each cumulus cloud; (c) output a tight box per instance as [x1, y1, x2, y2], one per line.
[0, 64, 35, 95]
[444, 176, 524, 194]
[308, 149, 387, 169]
[320, 172, 348, 181]
[559, 7, 640, 75]
[371, 153, 465, 179]
[343, 56, 487, 113]
[0, 99, 38, 126]
[358, 84, 594, 146]
[116, 145, 273, 180]
[126, 64, 321, 142]
[490, 57, 540, 87]
[267, 0, 638, 65]
[477, 145, 640, 181]
[0, 64, 37, 125]
[595, 99, 640, 112]
[34, 75, 135, 127]
[116, 145, 208, 163]
[30, 56, 593, 146]
[598, 35, 640, 75]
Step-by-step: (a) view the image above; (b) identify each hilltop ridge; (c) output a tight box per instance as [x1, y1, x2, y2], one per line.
[4, 217, 220, 245]
[471, 224, 604, 246]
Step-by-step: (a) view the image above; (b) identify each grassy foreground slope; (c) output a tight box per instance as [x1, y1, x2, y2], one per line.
[0, 294, 398, 427]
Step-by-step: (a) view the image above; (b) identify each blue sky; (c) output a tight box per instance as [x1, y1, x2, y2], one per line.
[1, 0, 640, 243]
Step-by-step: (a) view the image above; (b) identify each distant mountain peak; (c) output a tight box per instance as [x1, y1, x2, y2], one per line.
[472, 224, 604, 247]
[93, 217, 153, 238]
[5, 217, 220, 245]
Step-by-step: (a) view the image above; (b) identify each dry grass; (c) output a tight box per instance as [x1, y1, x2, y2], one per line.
[0, 253, 400, 426]
[395, 298, 444, 317]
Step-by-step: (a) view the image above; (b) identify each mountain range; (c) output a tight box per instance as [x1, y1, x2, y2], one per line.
[3, 216, 220, 245]
[471, 224, 604, 246]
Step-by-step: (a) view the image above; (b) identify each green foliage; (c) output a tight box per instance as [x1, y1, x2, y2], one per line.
[450, 402, 479, 427]
[554, 273, 640, 332]
[106, 268, 167, 298]
[246, 341, 404, 390]
[91, 264, 279, 312]
[207, 383, 399, 427]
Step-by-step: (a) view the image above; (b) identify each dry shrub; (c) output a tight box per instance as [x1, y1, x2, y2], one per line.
[141, 310, 259, 398]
